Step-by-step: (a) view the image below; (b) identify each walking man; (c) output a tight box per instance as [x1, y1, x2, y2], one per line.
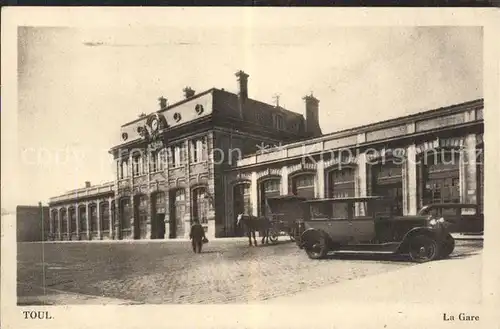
[189, 219, 206, 253]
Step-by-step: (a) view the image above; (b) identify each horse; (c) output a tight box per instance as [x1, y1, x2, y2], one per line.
[236, 213, 272, 246]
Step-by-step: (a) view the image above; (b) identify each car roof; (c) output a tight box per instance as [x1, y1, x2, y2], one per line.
[304, 196, 387, 203]
[266, 195, 308, 201]
[421, 203, 478, 208]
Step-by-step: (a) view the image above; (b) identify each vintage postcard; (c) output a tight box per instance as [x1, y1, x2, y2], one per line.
[1, 7, 499, 329]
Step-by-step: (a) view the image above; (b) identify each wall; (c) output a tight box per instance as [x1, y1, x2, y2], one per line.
[17, 206, 50, 242]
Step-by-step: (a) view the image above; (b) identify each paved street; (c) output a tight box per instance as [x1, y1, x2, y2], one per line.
[17, 239, 482, 305]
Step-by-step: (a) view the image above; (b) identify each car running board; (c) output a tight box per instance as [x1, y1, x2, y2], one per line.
[333, 250, 395, 254]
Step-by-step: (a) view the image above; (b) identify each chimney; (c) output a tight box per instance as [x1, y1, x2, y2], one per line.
[183, 87, 196, 99]
[235, 70, 249, 101]
[235, 70, 249, 118]
[85, 181, 91, 188]
[158, 96, 168, 110]
[303, 93, 322, 137]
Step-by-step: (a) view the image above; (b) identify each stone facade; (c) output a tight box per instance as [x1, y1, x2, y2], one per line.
[47, 72, 483, 240]
[223, 99, 484, 237]
[48, 71, 316, 241]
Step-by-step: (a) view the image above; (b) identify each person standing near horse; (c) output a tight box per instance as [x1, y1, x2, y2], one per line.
[189, 219, 206, 253]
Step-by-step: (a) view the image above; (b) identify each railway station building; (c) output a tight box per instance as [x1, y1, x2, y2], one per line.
[47, 71, 484, 240]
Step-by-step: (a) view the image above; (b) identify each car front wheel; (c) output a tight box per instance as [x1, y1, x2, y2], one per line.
[409, 235, 440, 263]
[304, 236, 328, 259]
[439, 234, 455, 259]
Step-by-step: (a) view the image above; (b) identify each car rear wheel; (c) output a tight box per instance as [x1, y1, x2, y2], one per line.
[439, 234, 455, 259]
[304, 236, 328, 259]
[409, 235, 440, 263]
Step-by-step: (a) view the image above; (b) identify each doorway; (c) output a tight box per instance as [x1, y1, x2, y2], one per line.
[156, 213, 166, 239]
[169, 189, 186, 238]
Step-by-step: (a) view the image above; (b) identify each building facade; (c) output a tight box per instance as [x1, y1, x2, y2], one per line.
[47, 71, 484, 241]
[223, 99, 484, 236]
[48, 71, 321, 241]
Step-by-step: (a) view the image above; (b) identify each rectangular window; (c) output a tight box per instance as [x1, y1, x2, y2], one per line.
[150, 151, 157, 172]
[158, 149, 166, 170]
[179, 144, 186, 166]
[273, 114, 285, 130]
[190, 137, 207, 163]
[169, 144, 185, 168]
[132, 155, 143, 176]
[120, 160, 128, 179]
[167, 147, 174, 167]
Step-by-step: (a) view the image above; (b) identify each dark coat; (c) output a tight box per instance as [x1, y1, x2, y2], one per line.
[189, 223, 205, 240]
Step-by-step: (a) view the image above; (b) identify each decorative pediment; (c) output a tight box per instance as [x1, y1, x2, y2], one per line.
[416, 137, 465, 155]
[365, 147, 406, 162]
[235, 172, 251, 182]
[288, 161, 317, 175]
[257, 168, 281, 179]
[325, 154, 357, 169]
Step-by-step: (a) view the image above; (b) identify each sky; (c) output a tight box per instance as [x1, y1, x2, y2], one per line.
[10, 25, 482, 210]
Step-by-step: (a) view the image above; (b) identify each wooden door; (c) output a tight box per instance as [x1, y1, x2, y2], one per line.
[170, 189, 186, 238]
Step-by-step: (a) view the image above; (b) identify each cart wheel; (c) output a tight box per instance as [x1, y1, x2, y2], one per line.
[269, 233, 279, 243]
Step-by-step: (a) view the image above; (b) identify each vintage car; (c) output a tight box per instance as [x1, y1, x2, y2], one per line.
[417, 203, 483, 235]
[298, 196, 455, 262]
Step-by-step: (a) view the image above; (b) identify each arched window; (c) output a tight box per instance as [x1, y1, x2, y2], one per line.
[79, 206, 87, 233]
[90, 204, 98, 232]
[61, 209, 68, 234]
[327, 167, 355, 198]
[51, 210, 58, 234]
[69, 208, 77, 233]
[290, 174, 315, 199]
[101, 202, 110, 232]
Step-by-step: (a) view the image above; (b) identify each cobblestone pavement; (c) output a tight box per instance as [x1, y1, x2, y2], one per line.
[17, 239, 482, 304]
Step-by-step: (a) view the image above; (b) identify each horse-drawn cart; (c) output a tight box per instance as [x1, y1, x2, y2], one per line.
[265, 195, 308, 243]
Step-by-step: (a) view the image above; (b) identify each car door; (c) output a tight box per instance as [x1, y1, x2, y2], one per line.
[460, 206, 482, 234]
[349, 201, 376, 243]
[305, 202, 351, 243]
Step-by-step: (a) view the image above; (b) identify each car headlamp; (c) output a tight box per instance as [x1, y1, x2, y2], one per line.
[429, 217, 445, 226]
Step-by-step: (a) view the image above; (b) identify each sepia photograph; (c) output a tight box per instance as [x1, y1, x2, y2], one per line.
[2, 7, 499, 329]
